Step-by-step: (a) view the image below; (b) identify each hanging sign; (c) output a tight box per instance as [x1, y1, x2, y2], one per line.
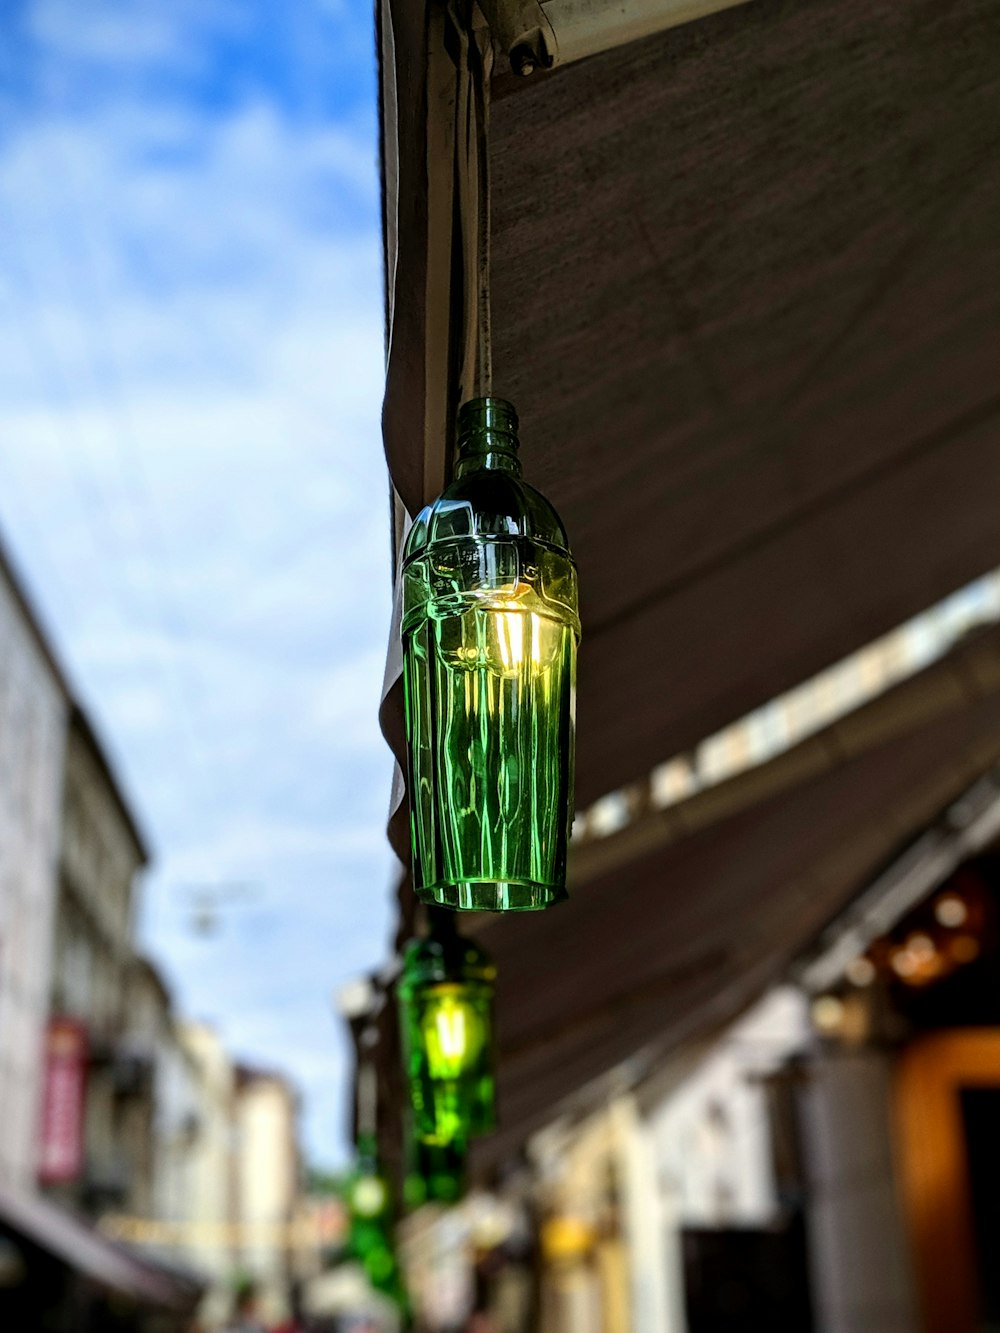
[37, 1017, 88, 1186]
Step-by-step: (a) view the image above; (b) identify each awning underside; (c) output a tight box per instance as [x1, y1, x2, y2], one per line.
[470, 626, 1000, 1164]
[381, 0, 1000, 820]
[0, 1185, 201, 1312]
[376, 0, 1000, 1164]
[485, 0, 1000, 807]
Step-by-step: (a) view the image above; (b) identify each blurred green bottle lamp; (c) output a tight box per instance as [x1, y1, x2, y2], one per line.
[398, 924, 497, 1146]
[345, 1134, 392, 1268]
[344, 1135, 409, 1312]
[402, 397, 579, 912]
[403, 1135, 467, 1210]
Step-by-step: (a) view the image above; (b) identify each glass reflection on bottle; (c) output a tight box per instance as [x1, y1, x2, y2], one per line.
[402, 397, 579, 912]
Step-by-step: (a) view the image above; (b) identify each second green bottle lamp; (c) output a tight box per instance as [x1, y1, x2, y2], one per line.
[398, 925, 496, 1147]
[344, 1134, 396, 1285]
[403, 1135, 467, 1210]
[401, 397, 579, 912]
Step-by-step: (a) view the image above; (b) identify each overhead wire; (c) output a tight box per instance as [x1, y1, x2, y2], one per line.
[22, 133, 216, 788]
[0, 215, 157, 662]
[0, 146, 243, 948]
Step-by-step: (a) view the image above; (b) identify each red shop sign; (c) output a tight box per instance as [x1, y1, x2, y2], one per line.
[37, 1017, 88, 1186]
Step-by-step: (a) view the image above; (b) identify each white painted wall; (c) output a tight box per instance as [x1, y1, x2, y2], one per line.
[635, 988, 811, 1333]
[648, 990, 809, 1232]
[620, 1098, 683, 1333]
[235, 1072, 299, 1321]
[179, 1021, 239, 1323]
[0, 566, 67, 1192]
[797, 1050, 919, 1333]
[151, 1026, 203, 1227]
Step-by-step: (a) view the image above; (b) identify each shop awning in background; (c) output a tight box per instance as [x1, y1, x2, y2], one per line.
[469, 625, 1000, 1165]
[380, 0, 1000, 817]
[0, 1185, 201, 1312]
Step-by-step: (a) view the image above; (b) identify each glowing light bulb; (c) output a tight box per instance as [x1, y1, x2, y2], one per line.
[891, 949, 919, 978]
[421, 987, 484, 1081]
[935, 894, 968, 928]
[811, 995, 845, 1032]
[495, 608, 525, 672]
[908, 933, 935, 962]
[487, 586, 551, 674]
[434, 1000, 467, 1060]
[846, 956, 876, 987]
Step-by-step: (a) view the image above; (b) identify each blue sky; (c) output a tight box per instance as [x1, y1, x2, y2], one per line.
[0, 0, 394, 1165]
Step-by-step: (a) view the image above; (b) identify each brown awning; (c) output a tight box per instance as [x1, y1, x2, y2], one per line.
[376, 0, 1000, 1163]
[469, 623, 1000, 1165]
[380, 0, 1000, 819]
[0, 1184, 201, 1313]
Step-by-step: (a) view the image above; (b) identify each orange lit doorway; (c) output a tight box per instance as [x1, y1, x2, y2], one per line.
[895, 1029, 1000, 1333]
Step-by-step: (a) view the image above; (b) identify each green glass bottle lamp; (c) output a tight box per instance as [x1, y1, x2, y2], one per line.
[398, 922, 496, 1146]
[344, 1135, 411, 1316]
[403, 1134, 467, 1210]
[401, 397, 580, 912]
[344, 1133, 393, 1278]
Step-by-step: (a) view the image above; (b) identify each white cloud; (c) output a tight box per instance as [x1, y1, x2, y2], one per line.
[0, 102, 379, 400]
[0, 5, 392, 1164]
[28, 0, 240, 54]
[161, 815, 391, 886]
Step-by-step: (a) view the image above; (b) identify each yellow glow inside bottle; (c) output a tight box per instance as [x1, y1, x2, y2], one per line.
[421, 985, 486, 1081]
[398, 929, 496, 1145]
[402, 397, 579, 912]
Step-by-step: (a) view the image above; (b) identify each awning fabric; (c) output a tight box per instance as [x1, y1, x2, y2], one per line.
[375, 0, 1000, 1160]
[380, 0, 1000, 819]
[470, 625, 1000, 1165]
[0, 1185, 201, 1312]
[486, 0, 1000, 807]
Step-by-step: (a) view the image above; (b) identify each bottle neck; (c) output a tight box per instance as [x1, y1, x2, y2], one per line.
[455, 396, 522, 478]
[455, 438, 522, 478]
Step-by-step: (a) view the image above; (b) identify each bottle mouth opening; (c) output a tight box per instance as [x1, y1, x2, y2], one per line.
[457, 396, 519, 448]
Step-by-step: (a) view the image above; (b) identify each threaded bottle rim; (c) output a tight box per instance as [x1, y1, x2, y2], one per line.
[457, 396, 519, 448]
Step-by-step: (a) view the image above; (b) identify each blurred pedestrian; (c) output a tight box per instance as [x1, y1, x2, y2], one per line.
[220, 1278, 266, 1333]
[270, 1283, 306, 1333]
[463, 1248, 499, 1333]
[465, 1315, 495, 1333]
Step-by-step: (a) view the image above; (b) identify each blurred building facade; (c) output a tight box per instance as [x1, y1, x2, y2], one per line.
[0, 545, 69, 1194]
[175, 1020, 240, 1319]
[124, 1025, 311, 1325]
[0, 536, 311, 1328]
[46, 707, 151, 1217]
[233, 1064, 302, 1321]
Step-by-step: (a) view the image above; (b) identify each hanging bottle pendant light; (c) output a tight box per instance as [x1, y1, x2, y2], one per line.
[398, 920, 498, 1143]
[397, 5, 579, 912]
[402, 398, 580, 911]
[344, 1134, 411, 1315]
[344, 1133, 394, 1277]
[404, 1134, 467, 1209]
